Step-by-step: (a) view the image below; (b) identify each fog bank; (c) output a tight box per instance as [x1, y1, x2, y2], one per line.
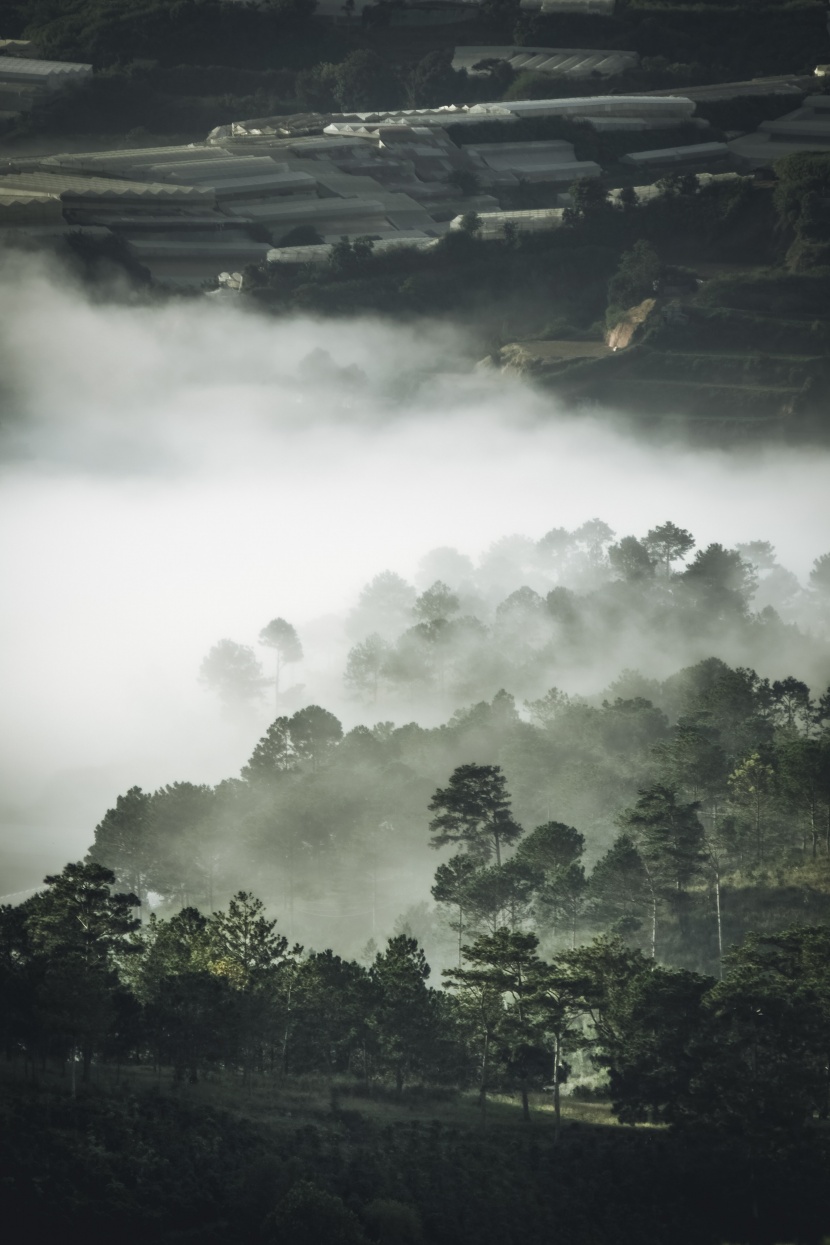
[1, 256, 828, 892]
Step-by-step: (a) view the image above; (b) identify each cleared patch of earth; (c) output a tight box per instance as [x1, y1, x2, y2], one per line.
[505, 339, 614, 363]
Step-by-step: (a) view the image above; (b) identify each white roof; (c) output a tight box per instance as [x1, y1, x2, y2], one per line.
[0, 188, 60, 204]
[161, 171, 317, 197]
[130, 155, 284, 177]
[0, 172, 214, 200]
[760, 119, 830, 141]
[465, 140, 577, 168]
[724, 94, 830, 164]
[621, 142, 731, 166]
[519, 0, 617, 11]
[38, 145, 225, 175]
[0, 57, 91, 78]
[225, 196, 386, 222]
[453, 46, 638, 78]
[471, 95, 695, 119]
[451, 207, 565, 230]
[266, 235, 439, 264]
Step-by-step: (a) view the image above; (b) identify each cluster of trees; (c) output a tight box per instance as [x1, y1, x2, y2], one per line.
[340, 520, 830, 710]
[6, 857, 830, 1150]
[426, 700, 830, 972]
[199, 616, 302, 713]
[773, 150, 830, 271]
[0, 864, 446, 1094]
[11, 0, 824, 85]
[446, 921, 830, 1138]
[11, 0, 320, 71]
[92, 638, 830, 977]
[244, 175, 760, 317]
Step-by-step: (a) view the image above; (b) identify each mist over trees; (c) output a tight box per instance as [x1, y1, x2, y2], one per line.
[5, 511, 830, 1244]
[337, 518, 829, 716]
[80, 515, 830, 973]
[85, 664, 830, 974]
[4, 0, 830, 1228]
[259, 617, 303, 708]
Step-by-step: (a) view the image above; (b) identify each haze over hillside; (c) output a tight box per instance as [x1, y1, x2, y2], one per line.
[1, 255, 828, 900]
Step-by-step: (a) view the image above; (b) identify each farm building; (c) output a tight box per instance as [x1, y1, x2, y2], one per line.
[729, 94, 830, 164]
[452, 46, 638, 79]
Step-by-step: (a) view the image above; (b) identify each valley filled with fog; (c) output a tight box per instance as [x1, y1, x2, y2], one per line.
[1, 255, 829, 919]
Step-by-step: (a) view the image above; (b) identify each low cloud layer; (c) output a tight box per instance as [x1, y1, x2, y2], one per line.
[1, 254, 828, 887]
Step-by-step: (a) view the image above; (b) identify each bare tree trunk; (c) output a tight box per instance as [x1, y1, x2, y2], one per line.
[372, 858, 377, 939]
[553, 1032, 562, 1145]
[281, 981, 293, 1076]
[714, 867, 723, 978]
[479, 1031, 489, 1126]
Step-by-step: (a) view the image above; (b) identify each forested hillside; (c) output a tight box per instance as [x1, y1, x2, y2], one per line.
[75, 518, 824, 963]
[4, 350, 830, 1245]
[3, 4, 830, 1239]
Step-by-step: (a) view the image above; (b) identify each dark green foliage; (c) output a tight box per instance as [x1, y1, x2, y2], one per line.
[588, 835, 651, 941]
[18, 862, 140, 1079]
[515, 822, 584, 877]
[267, 1180, 369, 1245]
[407, 48, 464, 108]
[5, 1070, 830, 1245]
[619, 785, 705, 892]
[680, 543, 757, 616]
[644, 521, 695, 576]
[697, 270, 830, 318]
[596, 961, 713, 1125]
[330, 49, 405, 112]
[608, 535, 656, 582]
[288, 950, 374, 1074]
[607, 240, 661, 314]
[87, 786, 152, 903]
[429, 764, 523, 866]
[686, 925, 830, 1137]
[369, 935, 449, 1094]
[21, 0, 321, 71]
[774, 152, 830, 232]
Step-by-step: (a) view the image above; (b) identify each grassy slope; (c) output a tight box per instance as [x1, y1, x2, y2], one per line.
[3, 1062, 830, 1245]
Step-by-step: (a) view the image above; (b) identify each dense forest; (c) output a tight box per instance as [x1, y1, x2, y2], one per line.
[4, 3, 830, 1239]
[4, 322, 830, 1245]
[5, 517, 830, 1069]
[6, 510, 830, 1242]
